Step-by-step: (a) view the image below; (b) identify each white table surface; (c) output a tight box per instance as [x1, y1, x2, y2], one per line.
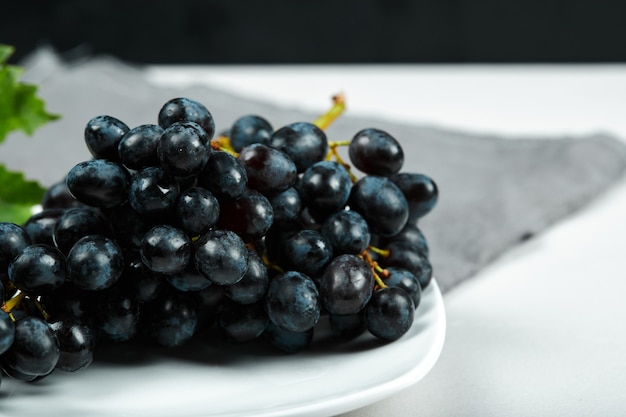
[146, 64, 626, 416]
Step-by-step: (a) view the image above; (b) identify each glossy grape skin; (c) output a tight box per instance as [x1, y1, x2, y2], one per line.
[157, 121, 211, 177]
[8, 244, 66, 294]
[230, 114, 273, 152]
[321, 210, 371, 255]
[365, 286, 415, 341]
[349, 128, 404, 176]
[218, 190, 274, 240]
[158, 97, 215, 139]
[222, 250, 268, 305]
[299, 161, 352, 220]
[381, 223, 429, 257]
[283, 229, 333, 277]
[238, 143, 297, 195]
[48, 315, 96, 372]
[197, 151, 248, 200]
[0, 222, 31, 272]
[219, 300, 268, 343]
[329, 311, 366, 339]
[128, 166, 180, 218]
[118, 124, 163, 170]
[384, 267, 422, 309]
[319, 254, 375, 315]
[96, 286, 139, 342]
[265, 271, 321, 332]
[53, 207, 111, 254]
[23, 209, 65, 246]
[41, 181, 84, 209]
[67, 235, 124, 291]
[266, 321, 314, 353]
[146, 292, 198, 347]
[194, 229, 249, 285]
[348, 175, 409, 237]
[166, 263, 212, 292]
[384, 241, 433, 289]
[389, 172, 439, 222]
[175, 187, 219, 236]
[3, 316, 60, 377]
[269, 122, 328, 173]
[84, 115, 129, 162]
[0, 309, 15, 355]
[268, 187, 302, 225]
[140, 225, 191, 275]
[66, 159, 130, 208]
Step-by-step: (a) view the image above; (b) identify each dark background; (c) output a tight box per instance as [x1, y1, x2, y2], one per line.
[3, 0, 626, 64]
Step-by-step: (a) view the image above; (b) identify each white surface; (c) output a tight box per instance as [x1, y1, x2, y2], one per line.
[0, 281, 445, 417]
[144, 64, 626, 416]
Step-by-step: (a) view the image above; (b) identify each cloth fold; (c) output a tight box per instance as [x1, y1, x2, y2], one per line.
[3, 48, 626, 293]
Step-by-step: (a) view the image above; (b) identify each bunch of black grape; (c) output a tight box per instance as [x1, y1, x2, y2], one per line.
[0, 95, 438, 384]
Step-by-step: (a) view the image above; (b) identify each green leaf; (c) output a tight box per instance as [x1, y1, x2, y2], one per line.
[0, 164, 46, 205]
[0, 201, 35, 225]
[0, 43, 60, 143]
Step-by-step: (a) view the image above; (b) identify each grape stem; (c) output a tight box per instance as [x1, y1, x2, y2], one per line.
[210, 135, 239, 157]
[313, 93, 346, 130]
[367, 245, 390, 258]
[261, 252, 285, 274]
[326, 141, 358, 183]
[359, 250, 388, 289]
[1, 290, 25, 318]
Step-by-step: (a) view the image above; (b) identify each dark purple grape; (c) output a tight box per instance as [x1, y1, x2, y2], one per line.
[389, 172, 439, 221]
[175, 187, 219, 236]
[329, 311, 366, 339]
[194, 229, 249, 285]
[267, 187, 302, 225]
[140, 225, 191, 275]
[222, 250, 268, 305]
[218, 300, 268, 343]
[23, 208, 65, 246]
[3, 316, 60, 378]
[230, 115, 273, 152]
[41, 181, 84, 209]
[165, 263, 212, 292]
[157, 121, 211, 177]
[48, 315, 96, 372]
[319, 254, 374, 315]
[349, 128, 404, 176]
[0, 222, 31, 272]
[348, 175, 409, 237]
[0, 310, 15, 355]
[218, 190, 274, 240]
[299, 161, 352, 220]
[321, 210, 370, 255]
[197, 151, 248, 200]
[383, 241, 433, 289]
[66, 159, 130, 208]
[384, 267, 421, 309]
[283, 229, 333, 277]
[158, 97, 215, 139]
[128, 166, 180, 218]
[269, 122, 328, 173]
[8, 244, 66, 294]
[265, 271, 321, 332]
[53, 207, 110, 254]
[365, 286, 414, 341]
[145, 292, 198, 347]
[96, 285, 139, 342]
[238, 143, 297, 195]
[381, 223, 429, 257]
[84, 115, 129, 162]
[118, 124, 163, 170]
[67, 235, 124, 291]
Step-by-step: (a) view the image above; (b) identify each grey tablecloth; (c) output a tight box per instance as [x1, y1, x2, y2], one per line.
[3, 48, 626, 293]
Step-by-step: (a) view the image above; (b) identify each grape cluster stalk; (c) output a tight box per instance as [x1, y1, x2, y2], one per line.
[0, 93, 438, 385]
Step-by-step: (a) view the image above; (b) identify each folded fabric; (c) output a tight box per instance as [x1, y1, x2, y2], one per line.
[4, 48, 626, 293]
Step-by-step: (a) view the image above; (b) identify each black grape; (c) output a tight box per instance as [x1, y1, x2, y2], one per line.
[128, 166, 180, 218]
[118, 124, 163, 170]
[384, 241, 433, 289]
[145, 292, 198, 347]
[218, 300, 268, 343]
[157, 121, 211, 177]
[299, 161, 352, 221]
[283, 229, 333, 277]
[230, 115, 273, 152]
[84, 115, 129, 162]
[67, 235, 124, 291]
[48, 314, 96, 372]
[349, 128, 404, 176]
[66, 159, 130, 208]
[238, 143, 297, 195]
[0, 222, 31, 272]
[319, 254, 374, 315]
[385, 267, 422, 309]
[2, 316, 60, 378]
[96, 285, 140, 342]
[269, 122, 328, 173]
[8, 244, 66, 294]
[222, 250, 268, 305]
[265, 271, 321, 332]
[194, 229, 249, 285]
[53, 207, 111, 254]
[140, 225, 192, 275]
[321, 210, 371, 255]
[197, 151, 248, 200]
[158, 97, 215, 140]
[174, 187, 220, 236]
[0, 309, 15, 355]
[389, 172, 439, 222]
[267, 187, 302, 225]
[365, 286, 414, 341]
[218, 190, 274, 240]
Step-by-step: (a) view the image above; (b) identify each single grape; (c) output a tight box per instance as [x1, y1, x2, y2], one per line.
[0, 309, 15, 355]
[238, 143, 297, 195]
[269, 122, 328, 172]
[145, 292, 198, 347]
[283, 229, 333, 277]
[48, 314, 96, 372]
[140, 225, 191, 275]
[67, 235, 124, 291]
[349, 128, 404, 176]
[0, 222, 31, 272]
[84, 115, 129, 162]
[41, 181, 84, 209]
[118, 124, 163, 169]
[128, 166, 180, 218]
[218, 190, 274, 240]
[23, 208, 65, 246]
[267, 187, 302, 225]
[218, 300, 268, 343]
[96, 285, 139, 342]
[158, 97, 215, 139]
[66, 159, 130, 208]
[348, 175, 409, 237]
[194, 229, 249, 285]
[8, 244, 66, 294]
[384, 267, 422, 309]
[197, 150, 248, 200]
[365, 286, 414, 341]
[380, 223, 429, 257]
[266, 321, 314, 353]
[299, 161, 352, 220]
[384, 241, 433, 289]
[121, 254, 164, 303]
[175, 187, 220, 236]
[2, 316, 60, 378]
[230, 115, 273, 152]
[265, 271, 321, 332]
[165, 263, 212, 292]
[329, 311, 367, 339]
[321, 210, 371, 255]
[53, 207, 111, 254]
[389, 172, 439, 221]
[222, 250, 268, 305]
[319, 254, 375, 315]
[157, 121, 211, 177]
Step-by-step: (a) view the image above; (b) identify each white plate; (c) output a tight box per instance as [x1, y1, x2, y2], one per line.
[0, 279, 446, 417]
